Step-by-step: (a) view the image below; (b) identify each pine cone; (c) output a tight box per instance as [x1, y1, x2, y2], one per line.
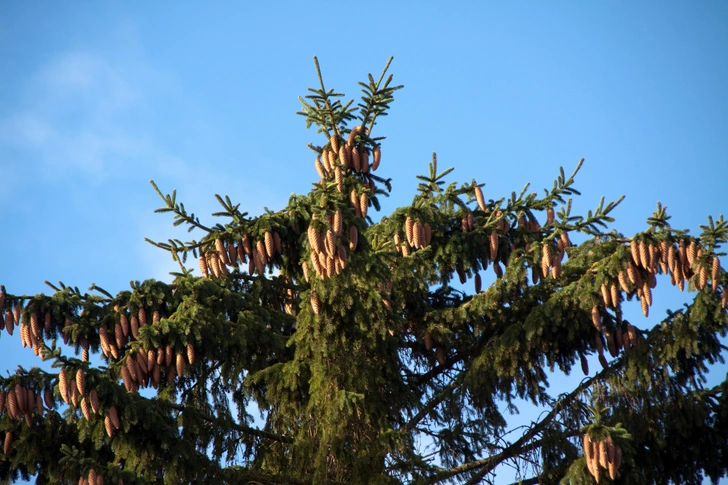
[334, 166, 343, 193]
[541, 244, 551, 279]
[687, 240, 698, 267]
[339, 146, 351, 170]
[474, 273, 482, 294]
[423, 332, 434, 351]
[610, 284, 620, 309]
[186, 342, 195, 365]
[712, 257, 721, 290]
[7, 389, 18, 419]
[176, 352, 185, 377]
[349, 225, 358, 252]
[351, 147, 361, 172]
[329, 134, 339, 154]
[412, 221, 422, 249]
[546, 206, 555, 225]
[310, 292, 320, 315]
[215, 239, 229, 266]
[89, 389, 99, 414]
[372, 145, 381, 171]
[81, 397, 92, 420]
[237, 243, 246, 265]
[4, 310, 13, 336]
[265, 231, 275, 259]
[4, 432, 12, 455]
[165, 345, 173, 367]
[473, 186, 486, 212]
[489, 231, 499, 262]
[630, 240, 641, 267]
[435, 347, 446, 365]
[351, 189, 361, 217]
[600, 284, 610, 308]
[580, 354, 589, 376]
[109, 405, 120, 429]
[493, 261, 503, 279]
[722, 287, 727, 309]
[315, 158, 326, 179]
[121, 365, 132, 392]
[227, 241, 237, 266]
[104, 415, 114, 437]
[59, 368, 69, 404]
[76, 369, 86, 396]
[591, 306, 601, 331]
[598, 351, 609, 370]
[43, 388, 53, 410]
[360, 193, 369, 218]
[639, 241, 650, 270]
[30, 311, 40, 339]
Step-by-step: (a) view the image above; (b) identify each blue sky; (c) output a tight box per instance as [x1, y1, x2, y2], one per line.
[1, 2, 727, 483]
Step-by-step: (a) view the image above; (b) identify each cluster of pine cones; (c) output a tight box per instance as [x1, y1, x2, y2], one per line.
[200, 231, 282, 278]
[583, 433, 622, 482]
[315, 127, 381, 184]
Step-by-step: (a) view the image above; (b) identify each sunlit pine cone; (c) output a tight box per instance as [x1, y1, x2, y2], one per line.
[541, 244, 552, 279]
[639, 241, 650, 270]
[121, 365, 132, 392]
[13, 304, 21, 331]
[675, 263, 685, 291]
[240, 234, 252, 258]
[332, 209, 343, 236]
[610, 445, 622, 480]
[600, 284, 611, 308]
[722, 288, 727, 308]
[610, 284, 620, 309]
[129, 314, 139, 339]
[315, 158, 326, 179]
[20, 323, 29, 348]
[329, 134, 340, 154]
[325, 229, 336, 257]
[711, 257, 721, 291]
[470, 185, 486, 212]
[369, 144, 381, 171]
[163, 344, 173, 367]
[339, 146, 351, 170]
[630, 240, 641, 267]
[640, 296, 649, 317]
[310, 292, 320, 315]
[126, 356, 138, 383]
[642, 281, 652, 307]
[349, 225, 358, 252]
[489, 231, 499, 262]
[4, 310, 13, 336]
[262, 232, 274, 260]
[598, 439, 609, 470]
[30, 311, 40, 340]
[81, 397, 92, 420]
[307, 226, 321, 254]
[213, 239, 227, 266]
[326, 256, 335, 278]
[584, 434, 598, 480]
[412, 221, 422, 250]
[59, 368, 69, 404]
[698, 262, 708, 290]
[104, 415, 114, 437]
[138, 306, 148, 327]
[360, 193, 369, 218]
[404, 217, 414, 246]
[337, 245, 347, 268]
[591, 306, 602, 331]
[301, 261, 310, 283]
[560, 231, 571, 249]
[351, 147, 361, 172]
[254, 239, 267, 265]
[627, 262, 642, 287]
[649, 244, 660, 273]
[687, 240, 698, 267]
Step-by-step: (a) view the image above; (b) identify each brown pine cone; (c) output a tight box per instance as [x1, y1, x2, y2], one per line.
[435, 347, 447, 365]
[109, 405, 120, 430]
[104, 415, 114, 437]
[265, 231, 275, 259]
[601, 284, 611, 308]
[351, 147, 361, 172]
[489, 231, 499, 262]
[176, 352, 185, 377]
[310, 292, 320, 315]
[227, 241, 237, 266]
[372, 145, 381, 171]
[639, 241, 650, 270]
[580, 354, 589, 376]
[339, 145, 351, 170]
[43, 388, 53, 410]
[59, 368, 69, 404]
[186, 342, 195, 365]
[315, 158, 326, 179]
[630, 239, 641, 267]
[4, 432, 12, 454]
[474, 273, 482, 294]
[349, 225, 358, 251]
[76, 370, 86, 396]
[360, 193, 369, 218]
[81, 397, 92, 420]
[591, 306, 601, 331]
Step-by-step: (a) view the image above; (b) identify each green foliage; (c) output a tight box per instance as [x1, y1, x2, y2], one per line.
[1, 59, 727, 485]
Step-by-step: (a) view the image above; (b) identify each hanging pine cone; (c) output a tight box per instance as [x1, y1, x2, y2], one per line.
[351, 147, 361, 172]
[176, 352, 185, 377]
[265, 231, 275, 259]
[630, 240, 641, 267]
[43, 388, 53, 410]
[712, 257, 721, 290]
[4, 310, 13, 336]
[489, 231, 499, 262]
[372, 145, 381, 171]
[639, 241, 650, 270]
[474, 185, 486, 212]
[360, 193, 369, 218]
[104, 415, 114, 437]
[349, 225, 358, 251]
[310, 292, 320, 315]
[315, 158, 326, 179]
[546, 206, 555, 225]
[591, 306, 601, 331]
[351, 189, 361, 216]
[59, 368, 69, 404]
[81, 397, 91, 420]
[109, 405, 120, 429]
[610, 284, 620, 309]
[541, 244, 552, 279]
[580, 354, 589, 376]
[412, 221, 422, 249]
[435, 347, 446, 365]
[474, 273, 482, 294]
[76, 369, 86, 396]
[4, 432, 12, 454]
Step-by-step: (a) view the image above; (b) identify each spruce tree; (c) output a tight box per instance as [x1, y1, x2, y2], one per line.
[1, 58, 727, 485]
